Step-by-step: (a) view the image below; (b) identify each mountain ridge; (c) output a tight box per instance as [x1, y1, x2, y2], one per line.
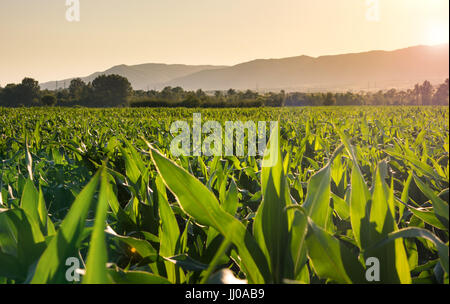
[40, 44, 449, 92]
[40, 63, 227, 91]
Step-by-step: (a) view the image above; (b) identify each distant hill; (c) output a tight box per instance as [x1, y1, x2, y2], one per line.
[40, 63, 227, 91]
[165, 44, 449, 91]
[41, 44, 449, 92]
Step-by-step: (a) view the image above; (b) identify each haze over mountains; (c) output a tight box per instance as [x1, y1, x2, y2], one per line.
[40, 44, 449, 92]
[40, 64, 226, 91]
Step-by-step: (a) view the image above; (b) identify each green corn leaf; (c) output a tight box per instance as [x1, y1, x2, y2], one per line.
[108, 268, 171, 284]
[20, 180, 52, 236]
[164, 254, 209, 272]
[398, 201, 447, 231]
[288, 208, 308, 279]
[306, 219, 364, 284]
[336, 129, 371, 250]
[83, 169, 111, 284]
[372, 227, 449, 275]
[105, 226, 158, 262]
[399, 172, 413, 222]
[332, 193, 350, 220]
[222, 179, 239, 216]
[156, 175, 183, 283]
[384, 150, 444, 181]
[0, 209, 46, 282]
[25, 138, 33, 181]
[366, 162, 411, 284]
[413, 175, 449, 230]
[0, 251, 23, 280]
[20, 180, 42, 231]
[149, 145, 270, 283]
[120, 145, 141, 185]
[302, 164, 332, 230]
[288, 144, 345, 279]
[208, 178, 238, 239]
[254, 125, 293, 282]
[31, 171, 101, 284]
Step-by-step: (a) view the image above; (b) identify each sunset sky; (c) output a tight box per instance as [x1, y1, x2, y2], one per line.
[0, 0, 448, 85]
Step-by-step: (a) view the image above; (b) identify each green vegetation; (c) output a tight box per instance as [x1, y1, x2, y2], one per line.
[0, 76, 448, 107]
[0, 106, 448, 284]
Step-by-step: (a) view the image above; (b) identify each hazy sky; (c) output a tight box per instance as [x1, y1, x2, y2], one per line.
[0, 0, 448, 85]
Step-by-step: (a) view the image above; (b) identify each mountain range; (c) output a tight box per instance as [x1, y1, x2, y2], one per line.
[40, 44, 449, 92]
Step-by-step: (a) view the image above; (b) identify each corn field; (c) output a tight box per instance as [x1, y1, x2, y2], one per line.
[0, 107, 448, 284]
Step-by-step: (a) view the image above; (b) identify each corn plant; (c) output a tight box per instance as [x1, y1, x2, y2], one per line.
[0, 106, 448, 284]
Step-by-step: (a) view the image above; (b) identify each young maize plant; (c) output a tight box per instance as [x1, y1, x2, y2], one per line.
[0, 107, 448, 284]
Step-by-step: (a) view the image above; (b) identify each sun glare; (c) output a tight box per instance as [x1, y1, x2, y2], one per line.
[426, 24, 449, 45]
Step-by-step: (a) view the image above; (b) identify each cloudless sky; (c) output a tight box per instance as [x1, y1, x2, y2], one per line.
[0, 0, 448, 84]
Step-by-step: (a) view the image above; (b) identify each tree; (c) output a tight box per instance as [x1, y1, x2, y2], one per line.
[280, 90, 286, 107]
[264, 92, 284, 107]
[384, 89, 397, 105]
[406, 89, 415, 105]
[397, 90, 407, 105]
[0, 84, 18, 106]
[182, 93, 200, 108]
[161, 86, 173, 100]
[0, 85, 3, 106]
[0, 78, 40, 107]
[56, 89, 71, 105]
[41, 95, 57, 106]
[172, 87, 184, 101]
[18, 78, 40, 106]
[420, 80, 434, 106]
[227, 89, 236, 96]
[432, 78, 449, 105]
[371, 90, 386, 106]
[242, 89, 257, 100]
[195, 89, 207, 101]
[323, 92, 336, 106]
[413, 84, 421, 105]
[69, 78, 88, 101]
[92, 74, 132, 106]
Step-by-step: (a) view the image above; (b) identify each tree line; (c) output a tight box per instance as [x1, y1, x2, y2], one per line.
[0, 75, 132, 107]
[0, 74, 448, 107]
